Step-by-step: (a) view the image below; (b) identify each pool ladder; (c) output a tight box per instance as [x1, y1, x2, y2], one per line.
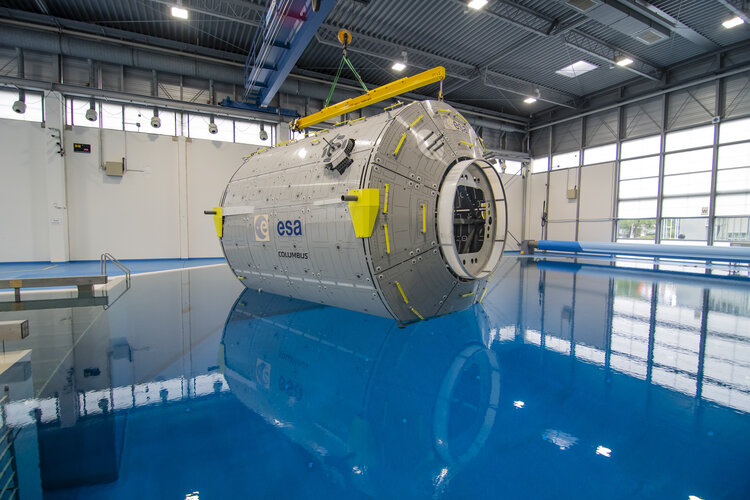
[100, 253, 131, 309]
[0, 389, 19, 499]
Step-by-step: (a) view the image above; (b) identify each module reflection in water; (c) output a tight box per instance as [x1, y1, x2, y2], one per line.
[215, 101, 508, 323]
[219, 288, 500, 497]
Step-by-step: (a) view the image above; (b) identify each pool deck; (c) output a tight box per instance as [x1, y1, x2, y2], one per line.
[0, 258, 226, 281]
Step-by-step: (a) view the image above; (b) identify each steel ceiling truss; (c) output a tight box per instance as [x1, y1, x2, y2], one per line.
[563, 30, 664, 81]
[314, 24, 476, 80]
[715, 0, 750, 24]
[147, 0, 264, 27]
[618, 0, 719, 51]
[481, 69, 579, 109]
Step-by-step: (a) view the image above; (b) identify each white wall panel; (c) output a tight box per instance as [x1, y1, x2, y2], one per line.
[0, 121, 51, 261]
[525, 173, 547, 241]
[65, 129, 181, 260]
[499, 173, 523, 251]
[579, 162, 615, 241]
[186, 140, 258, 257]
[546, 169, 578, 241]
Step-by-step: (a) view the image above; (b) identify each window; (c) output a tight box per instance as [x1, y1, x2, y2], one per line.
[717, 167, 750, 193]
[493, 159, 523, 175]
[663, 148, 713, 175]
[234, 120, 274, 146]
[618, 154, 660, 242]
[714, 216, 750, 244]
[188, 114, 234, 142]
[551, 150, 580, 170]
[619, 177, 658, 199]
[125, 106, 154, 132]
[621, 135, 661, 159]
[618, 199, 658, 219]
[662, 196, 710, 218]
[101, 103, 123, 130]
[662, 172, 711, 196]
[661, 218, 708, 242]
[661, 145, 714, 244]
[719, 117, 750, 144]
[718, 143, 750, 170]
[530, 156, 548, 173]
[620, 156, 660, 180]
[618, 219, 656, 240]
[665, 125, 714, 152]
[0, 89, 43, 122]
[70, 99, 100, 128]
[715, 193, 750, 217]
[583, 143, 617, 165]
[506, 160, 523, 174]
[61, 97, 276, 146]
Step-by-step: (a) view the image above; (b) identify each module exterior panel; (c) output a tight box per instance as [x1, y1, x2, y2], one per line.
[217, 101, 508, 323]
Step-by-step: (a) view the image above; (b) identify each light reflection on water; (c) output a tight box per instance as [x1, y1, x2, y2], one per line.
[0, 257, 749, 499]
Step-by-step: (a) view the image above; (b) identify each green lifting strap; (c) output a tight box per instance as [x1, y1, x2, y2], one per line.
[324, 55, 369, 108]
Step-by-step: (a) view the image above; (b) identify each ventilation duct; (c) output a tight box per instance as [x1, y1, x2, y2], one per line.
[563, 0, 669, 44]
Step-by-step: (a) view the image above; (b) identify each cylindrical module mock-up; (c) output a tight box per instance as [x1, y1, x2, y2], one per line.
[215, 100, 507, 323]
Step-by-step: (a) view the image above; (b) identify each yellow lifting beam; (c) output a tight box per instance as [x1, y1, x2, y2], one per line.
[291, 66, 446, 132]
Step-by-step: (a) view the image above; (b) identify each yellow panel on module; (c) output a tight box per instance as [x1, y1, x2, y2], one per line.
[347, 189, 380, 238]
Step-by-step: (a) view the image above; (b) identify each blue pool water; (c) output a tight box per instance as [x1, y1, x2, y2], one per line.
[1, 257, 749, 499]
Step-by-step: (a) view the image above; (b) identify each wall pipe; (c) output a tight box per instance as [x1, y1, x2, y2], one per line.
[0, 21, 527, 132]
[0, 74, 285, 123]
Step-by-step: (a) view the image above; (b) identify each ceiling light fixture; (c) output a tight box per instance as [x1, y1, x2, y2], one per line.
[171, 6, 189, 19]
[722, 16, 744, 29]
[556, 60, 598, 78]
[468, 0, 488, 10]
[392, 51, 407, 72]
[616, 57, 634, 67]
[523, 97, 537, 104]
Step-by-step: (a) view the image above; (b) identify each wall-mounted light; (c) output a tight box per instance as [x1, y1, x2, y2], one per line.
[722, 16, 744, 29]
[85, 99, 98, 122]
[12, 90, 26, 114]
[151, 109, 161, 128]
[616, 57, 634, 67]
[171, 6, 189, 19]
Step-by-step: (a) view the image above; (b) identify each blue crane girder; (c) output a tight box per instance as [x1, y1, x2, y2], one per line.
[245, 0, 335, 107]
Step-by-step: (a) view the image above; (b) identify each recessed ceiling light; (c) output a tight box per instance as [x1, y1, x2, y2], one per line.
[391, 61, 406, 72]
[722, 16, 744, 29]
[171, 6, 189, 19]
[523, 97, 537, 103]
[556, 60, 598, 78]
[616, 57, 634, 67]
[468, 0, 488, 10]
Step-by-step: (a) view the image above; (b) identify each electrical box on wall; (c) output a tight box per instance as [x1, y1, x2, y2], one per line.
[105, 161, 124, 177]
[567, 187, 578, 200]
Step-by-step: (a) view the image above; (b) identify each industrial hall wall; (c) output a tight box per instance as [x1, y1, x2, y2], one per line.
[0, 92, 258, 262]
[0, 93, 524, 263]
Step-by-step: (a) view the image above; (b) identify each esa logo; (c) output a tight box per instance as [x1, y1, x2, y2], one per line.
[277, 219, 302, 236]
[254, 215, 269, 242]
